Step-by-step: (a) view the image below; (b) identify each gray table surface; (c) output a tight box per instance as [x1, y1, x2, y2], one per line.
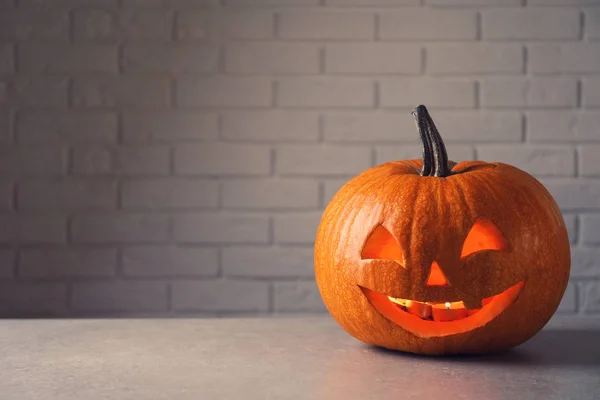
[1, 316, 599, 400]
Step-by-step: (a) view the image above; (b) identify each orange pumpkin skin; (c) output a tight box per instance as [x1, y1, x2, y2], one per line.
[314, 107, 570, 355]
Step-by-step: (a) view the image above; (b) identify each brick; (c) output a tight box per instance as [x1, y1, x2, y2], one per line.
[481, 77, 578, 108]
[155, 0, 217, 6]
[557, 281, 576, 314]
[528, 111, 600, 143]
[428, 44, 523, 75]
[323, 111, 408, 142]
[540, 180, 600, 210]
[223, 246, 314, 278]
[0, 83, 6, 106]
[171, 280, 269, 312]
[529, 0, 600, 4]
[529, 44, 600, 74]
[19, 248, 117, 278]
[477, 145, 575, 177]
[571, 248, 600, 277]
[122, 179, 219, 209]
[74, 9, 172, 42]
[173, 213, 269, 244]
[0, 111, 6, 146]
[585, 9, 600, 40]
[579, 145, 600, 176]
[71, 214, 170, 244]
[0, 44, 13, 74]
[580, 281, 600, 313]
[583, 77, 600, 108]
[421, 111, 522, 142]
[0, 181, 12, 211]
[426, 0, 520, 3]
[581, 214, 600, 244]
[228, 0, 316, 4]
[482, 9, 580, 40]
[380, 9, 477, 41]
[17, 112, 118, 144]
[176, 77, 271, 108]
[225, 43, 319, 74]
[72, 146, 170, 176]
[279, 10, 374, 40]
[563, 214, 577, 244]
[325, 44, 421, 74]
[4, 77, 68, 108]
[277, 145, 371, 176]
[72, 77, 170, 109]
[0, 112, 7, 144]
[114, 0, 162, 7]
[379, 78, 475, 108]
[123, 44, 218, 73]
[327, 0, 418, 4]
[122, 245, 219, 277]
[19, 44, 118, 73]
[0, 283, 67, 317]
[175, 143, 270, 176]
[0, 11, 68, 41]
[218, 10, 273, 39]
[278, 78, 374, 108]
[20, 0, 117, 6]
[175, 11, 211, 40]
[222, 179, 319, 210]
[0, 147, 66, 176]
[376, 144, 476, 165]
[123, 112, 217, 143]
[222, 111, 319, 142]
[71, 281, 167, 312]
[273, 281, 326, 312]
[0, 249, 15, 278]
[0, 215, 66, 244]
[18, 180, 117, 211]
[274, 212, 321, 244]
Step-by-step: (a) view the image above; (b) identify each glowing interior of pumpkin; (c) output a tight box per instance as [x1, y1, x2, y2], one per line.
[461, 218, 507, 258]
[426, 261, 448, 287]
[360, 218, 521, 337]
[361, 218, 507, 266]
[362, 281, 524, 337]
[361, 224, 403, 263]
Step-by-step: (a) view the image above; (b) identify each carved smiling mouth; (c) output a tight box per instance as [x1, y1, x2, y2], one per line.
[360, 281, 525, 337]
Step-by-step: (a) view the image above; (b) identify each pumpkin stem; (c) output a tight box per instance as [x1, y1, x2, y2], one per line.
[411, 105, 451, 177]
[415, 107, 434, 177]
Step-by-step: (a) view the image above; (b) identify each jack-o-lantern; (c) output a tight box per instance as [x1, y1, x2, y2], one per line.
[314, 105, 570, 355]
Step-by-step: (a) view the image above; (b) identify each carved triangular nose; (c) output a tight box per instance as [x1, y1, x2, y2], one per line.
[426, 261, 449, 287]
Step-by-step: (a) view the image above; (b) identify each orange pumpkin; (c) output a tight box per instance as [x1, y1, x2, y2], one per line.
[314, 105, 570, 355]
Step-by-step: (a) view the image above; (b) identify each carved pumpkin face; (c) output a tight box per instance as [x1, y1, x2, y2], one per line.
[314, 105, 570, 355]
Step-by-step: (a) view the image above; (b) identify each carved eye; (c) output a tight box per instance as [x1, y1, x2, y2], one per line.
[361, 225, 404, 266]
[461, 218, 507, 259]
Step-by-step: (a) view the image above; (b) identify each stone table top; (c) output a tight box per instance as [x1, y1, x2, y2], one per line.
[1, 316, 599, 400]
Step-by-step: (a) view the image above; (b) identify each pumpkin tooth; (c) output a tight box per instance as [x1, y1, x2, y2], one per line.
[406, 300, 432, 319]
[386, 297, 487, 321]
[432, 306, 469, 321]
[387, 296, 406, 306]
[429, 301, 468, 321]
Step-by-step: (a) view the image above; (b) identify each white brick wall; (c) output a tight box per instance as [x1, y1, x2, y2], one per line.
[482, 8, 580, 40]
[0, 0, 598, 317]
[379, 9, 478, 41]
